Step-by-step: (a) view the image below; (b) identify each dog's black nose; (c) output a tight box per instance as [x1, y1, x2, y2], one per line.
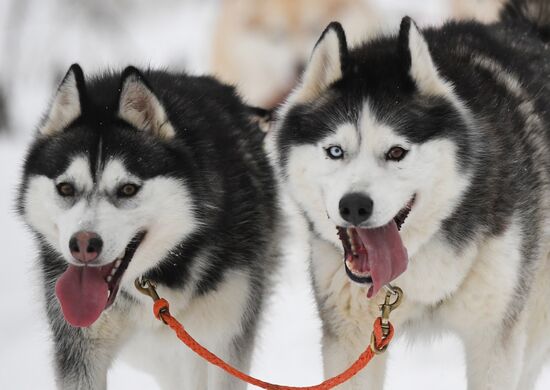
[339, 193, 373, 226]
[69, 231, 103, 263]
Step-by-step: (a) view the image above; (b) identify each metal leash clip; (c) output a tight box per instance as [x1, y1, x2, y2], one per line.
[370, 285, 403, 354]
[135, 277, 160, 300]
[135, 277, 170, 323]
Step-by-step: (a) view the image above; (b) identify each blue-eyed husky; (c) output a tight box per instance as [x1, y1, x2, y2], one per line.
[17, 64, 281, 389]
[270, 0, 550, 388]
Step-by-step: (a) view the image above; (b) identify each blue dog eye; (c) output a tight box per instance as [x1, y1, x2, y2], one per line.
[326, 145, 344, 160]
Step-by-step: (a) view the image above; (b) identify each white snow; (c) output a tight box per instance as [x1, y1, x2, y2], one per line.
[1, 1, 549, 389]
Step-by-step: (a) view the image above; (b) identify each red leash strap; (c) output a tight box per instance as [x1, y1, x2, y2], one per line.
[154, 298, 392, 390]
[137, 279, 400, 390]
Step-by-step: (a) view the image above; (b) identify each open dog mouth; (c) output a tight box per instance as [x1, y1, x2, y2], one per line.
[337, 196, 414, 298]
[55, 232, 146, 328]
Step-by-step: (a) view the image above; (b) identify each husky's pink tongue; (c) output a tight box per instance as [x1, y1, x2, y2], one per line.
[55, 265, 109, 328]
[356, 221, 408, 298]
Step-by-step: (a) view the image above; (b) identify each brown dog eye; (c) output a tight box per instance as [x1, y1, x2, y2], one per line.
[386, 146, 408, 162]
[56, 182, 75, 197]
[117, 183, 140, 198]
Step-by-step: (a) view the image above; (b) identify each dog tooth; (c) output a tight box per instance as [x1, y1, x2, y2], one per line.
[110, 267, 117, 276]
[115, 259, 122, 268]
[106, 275, 112, 283]
[350, 238, 358, 255]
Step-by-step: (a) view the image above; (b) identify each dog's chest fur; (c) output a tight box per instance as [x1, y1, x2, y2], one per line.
[310, 216, 549, 348]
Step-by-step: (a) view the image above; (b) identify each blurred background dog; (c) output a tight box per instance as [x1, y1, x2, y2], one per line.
[211, 0, 506, 108]
[211, 0, 380, 108]
[1, 0, 502, 135]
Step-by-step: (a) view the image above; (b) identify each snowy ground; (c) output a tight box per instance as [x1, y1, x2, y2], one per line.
[1, 1, 550, 389]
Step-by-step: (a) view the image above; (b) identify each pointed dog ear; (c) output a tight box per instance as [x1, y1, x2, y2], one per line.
[399, 17, 451, 96]
[118, 67, 175, 140]
[287, 22, 348, 104]
[40, 64, 85, 136]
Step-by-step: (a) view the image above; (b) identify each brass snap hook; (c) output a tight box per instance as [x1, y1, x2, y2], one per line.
[379, 286, 403, 337]
[370, 285, 403, 354]
[135, 277, 169, 324]
[135, 277, 161, 301]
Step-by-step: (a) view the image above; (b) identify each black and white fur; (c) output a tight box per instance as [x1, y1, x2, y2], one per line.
[270, 0, 550, 388]
[17, 64, 280, 389]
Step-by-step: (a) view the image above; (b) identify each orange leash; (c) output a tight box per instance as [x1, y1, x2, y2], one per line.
[136, 278, 402, 390]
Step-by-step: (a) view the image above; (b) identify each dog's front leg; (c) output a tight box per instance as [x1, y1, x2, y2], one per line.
[206, 341, 251, 390]
[51, 323, 117, 389]
[463, 327, 526, 390]
[323, 332, 387, 390]
[47, 295, 128, 389]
